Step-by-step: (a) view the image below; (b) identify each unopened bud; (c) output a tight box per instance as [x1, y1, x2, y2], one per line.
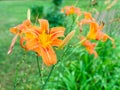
[59, 30, 75, 49]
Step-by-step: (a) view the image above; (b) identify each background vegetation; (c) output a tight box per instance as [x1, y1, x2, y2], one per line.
[0, 0, 120, 90]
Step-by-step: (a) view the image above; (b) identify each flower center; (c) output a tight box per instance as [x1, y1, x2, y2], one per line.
[39, 32, 51, 47]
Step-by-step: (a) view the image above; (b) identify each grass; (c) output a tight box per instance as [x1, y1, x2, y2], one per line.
[0, 0, 120, 90]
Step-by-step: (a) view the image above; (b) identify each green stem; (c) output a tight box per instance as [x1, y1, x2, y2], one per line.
[36, 55, 41, 77]
[74, 0, 80, 6]
[71, 15, 75, 30]
[66, 15, 75, 35]
[41, 65, 55, 90]
[13, 51, 26, 90]
[14, 67, 18, 90]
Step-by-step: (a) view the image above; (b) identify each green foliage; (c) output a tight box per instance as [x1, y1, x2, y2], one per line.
[0, 0, 120, 90]
[53, 0, 63, 6]
[45, 8, 66, 27]
[45, 0, 66, 27]
[30, 5, 44, 23]
[49, 39, 120, 90]
[30, 0, 66, 27]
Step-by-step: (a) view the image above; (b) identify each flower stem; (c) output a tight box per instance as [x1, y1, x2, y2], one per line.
[14, 67, 18, 90]
[74, 0, 80, 6]
[71, 15, 76, 30]
[13, 51, 26, 90]
[41, 65, 55, 90]
[36, 55, 41, 77]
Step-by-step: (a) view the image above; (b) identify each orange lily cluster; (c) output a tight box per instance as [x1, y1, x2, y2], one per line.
[9, 5, 115, 65]
[61, 5, 114, 57]
[79, 12, 115, 57]
[81, 36, 98, 58]
[9, 19, 65, 66]
[61, 6, 81, 16]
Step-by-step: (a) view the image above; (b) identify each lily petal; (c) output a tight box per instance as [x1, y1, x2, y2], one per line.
[84, 12, 93, 20]
[40, 46, 57, 66]
[38, 19, 49, 33]
[81, 37, 98, 58]
[10, 27, 19, 34]
[25, 39, 39, 50]
[87, 22, 98, 40]
[20, 36, 38, 51]
[50, 27, 65, 40]
[51, 39, 62, 47]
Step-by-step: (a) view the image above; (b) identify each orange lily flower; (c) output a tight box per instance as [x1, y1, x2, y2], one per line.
[87, 21, 98, 40]
[20, 19, 65, 66]
[78, 12, 95, 27]
[81, 36, 98, 58]
[10, 20, 32, 35]
[79, 12, 115, 47]
[61, 6, 81, 16]
[84, 12, 94, 20]
[87, 21, 114, 44]
[78, 12, 94, 32]
[8, 20, 33, 54]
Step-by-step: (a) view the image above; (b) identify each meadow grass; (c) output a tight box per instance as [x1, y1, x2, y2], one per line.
[0, 0, 120, 90]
